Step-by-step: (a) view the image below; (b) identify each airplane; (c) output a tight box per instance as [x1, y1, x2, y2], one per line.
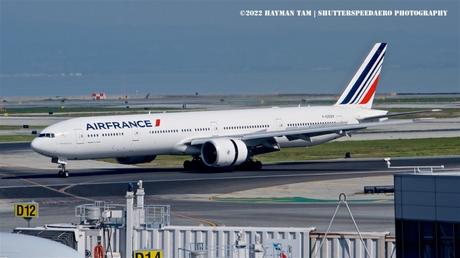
[31, 43, 436, 177]
[0, 232, 81, 258]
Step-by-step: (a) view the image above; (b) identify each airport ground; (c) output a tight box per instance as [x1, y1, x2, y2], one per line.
[1, 142, 459, 234]
[0, 93, 459, 235]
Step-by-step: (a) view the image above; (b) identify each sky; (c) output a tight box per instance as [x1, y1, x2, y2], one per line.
[0, 0, 459, 97]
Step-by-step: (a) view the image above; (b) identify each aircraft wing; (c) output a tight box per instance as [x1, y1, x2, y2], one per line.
[189, 119, 411, 146]
[240, 119, 410, 141]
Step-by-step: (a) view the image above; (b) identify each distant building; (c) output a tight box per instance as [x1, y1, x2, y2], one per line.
[92, 92, 106, 100]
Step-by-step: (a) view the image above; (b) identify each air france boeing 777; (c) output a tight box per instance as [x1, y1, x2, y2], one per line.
[31, 43, 433, 177]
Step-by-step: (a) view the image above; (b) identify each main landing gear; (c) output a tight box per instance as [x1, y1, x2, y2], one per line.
[182, 157, 263, 171]
[183, 157, 206, 170]
[237, 159, 263, 171]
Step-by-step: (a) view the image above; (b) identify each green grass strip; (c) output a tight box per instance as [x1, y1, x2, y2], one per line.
[258, 137, 460, 163]
[0, 135, 35, 142]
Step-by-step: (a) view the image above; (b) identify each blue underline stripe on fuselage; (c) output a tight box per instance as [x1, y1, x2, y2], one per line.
[349, 53, 385, 104]
[341, 43, 386, 104]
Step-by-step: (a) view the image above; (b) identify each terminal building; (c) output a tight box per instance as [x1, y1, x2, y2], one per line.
[395, 172, 460, 257]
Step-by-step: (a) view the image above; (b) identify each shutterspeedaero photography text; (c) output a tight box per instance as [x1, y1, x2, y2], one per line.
[239, 9, 448, 18]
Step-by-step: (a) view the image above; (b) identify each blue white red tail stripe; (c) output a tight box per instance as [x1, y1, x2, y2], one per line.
[336, 43, 387, 109]
[350, 52, 385, 104]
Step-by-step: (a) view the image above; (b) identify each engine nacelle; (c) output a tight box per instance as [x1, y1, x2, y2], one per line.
[116, 155, 156, 164]
[201, 138, 248, 167]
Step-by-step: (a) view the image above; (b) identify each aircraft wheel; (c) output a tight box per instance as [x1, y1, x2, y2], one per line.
[237, 160, 262, 171]
[254, 160, 263, 170]
[183, 160, 192, 170]
[191, 158, 204, 169]
[58, 170, 69, 178]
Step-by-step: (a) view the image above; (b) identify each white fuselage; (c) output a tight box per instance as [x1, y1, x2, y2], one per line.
[31, 106, 385, 160]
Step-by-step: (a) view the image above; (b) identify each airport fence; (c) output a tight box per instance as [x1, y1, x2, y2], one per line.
[310, 232, 396, 258]
[17, 225, 396, 258]
[96, 225, 314, 258]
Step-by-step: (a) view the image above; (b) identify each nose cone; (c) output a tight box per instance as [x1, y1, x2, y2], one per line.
[31, 138, 53, 156]
[31, 138, 40, 152]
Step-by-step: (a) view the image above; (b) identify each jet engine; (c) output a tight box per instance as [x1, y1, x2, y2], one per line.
[201, 138, 248, 167]
[116, 155, 156, 164]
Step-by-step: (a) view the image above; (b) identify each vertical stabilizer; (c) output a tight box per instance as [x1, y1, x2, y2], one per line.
[336, 43, 387, 109]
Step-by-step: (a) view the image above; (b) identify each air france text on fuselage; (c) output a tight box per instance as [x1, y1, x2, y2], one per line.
[86, 120, 153, 130]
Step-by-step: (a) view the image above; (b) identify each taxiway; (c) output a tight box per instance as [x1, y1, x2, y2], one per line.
[1, 141, 459, 233]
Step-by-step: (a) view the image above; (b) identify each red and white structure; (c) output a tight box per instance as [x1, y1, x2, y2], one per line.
[92, 92, 107, 100]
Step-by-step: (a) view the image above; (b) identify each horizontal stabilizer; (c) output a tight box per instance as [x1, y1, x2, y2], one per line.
[360, 109, 442, 121]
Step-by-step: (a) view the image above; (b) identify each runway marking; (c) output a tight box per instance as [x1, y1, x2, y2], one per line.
[174, 212, 218, 227]
[22, 179, 94, 202]
[0, 172, 94, 202]
[0, 173, 219, 227]
[59, 184, 77, 192]
[1, 167, 459, 190]
[58, 177, 116, 192]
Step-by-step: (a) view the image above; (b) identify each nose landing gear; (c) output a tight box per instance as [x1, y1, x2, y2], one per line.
[52, 157, 69, 178]
[58, 164, 69, 178]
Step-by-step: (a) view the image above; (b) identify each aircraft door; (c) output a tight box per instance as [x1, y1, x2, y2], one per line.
[74, 129, 84, 144]
[132, 130, 140, 142]
[274, 118, 284, 130]
[210, 121, 219, 136]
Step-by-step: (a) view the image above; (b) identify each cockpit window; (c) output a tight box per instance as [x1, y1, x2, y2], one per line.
[38, 133, 55, 138]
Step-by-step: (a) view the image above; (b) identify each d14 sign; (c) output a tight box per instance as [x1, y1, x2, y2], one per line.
[133, 250, 163, 258]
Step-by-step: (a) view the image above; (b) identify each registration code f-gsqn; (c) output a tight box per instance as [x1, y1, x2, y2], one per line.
[240, 10, 263, 17]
